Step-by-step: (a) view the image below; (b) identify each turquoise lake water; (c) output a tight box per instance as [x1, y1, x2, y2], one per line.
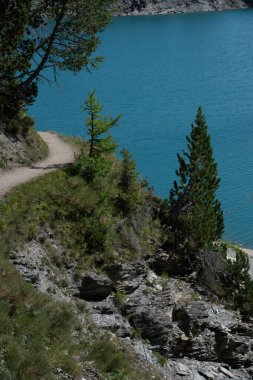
[31, 9, 253, 247]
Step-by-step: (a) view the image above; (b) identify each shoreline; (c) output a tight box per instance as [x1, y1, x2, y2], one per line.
[226, 241, 253, 255]
[115, 1, 252, 17]
[227, 241, 253, 257]
[240, 246, 253, 258]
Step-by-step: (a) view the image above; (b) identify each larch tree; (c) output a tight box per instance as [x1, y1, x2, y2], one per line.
[83, 90, 120, 158]
[166, 107, 224, 255]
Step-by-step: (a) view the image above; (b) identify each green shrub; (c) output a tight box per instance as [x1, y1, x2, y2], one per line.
[83, 217, 112, 256]
[228, 249, 253, 315]
[115, 290, 126, 307]
[117, 149, 146, 215]
[108, 370, 126, 380]
[197, 246, 253, 316]
[72, 154, 111, 182]
[87, 336, 128, 376]
[153, 351, 167, 367]
[4, 111, 34, 136]
[87, 335, 160, 380]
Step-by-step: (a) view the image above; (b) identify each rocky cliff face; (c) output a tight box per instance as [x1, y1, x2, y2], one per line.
[115, 0, 253, 16]
[10, 232, 253, 380]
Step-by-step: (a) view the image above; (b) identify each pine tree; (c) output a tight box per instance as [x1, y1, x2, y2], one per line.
[0, 0, 36, 127]
[117, 149, 144, 214]
[0, 0, 116, 129]
[83, 90, 121, 158]
[166, 107, 224, 254]
[119, 149, 138, 192]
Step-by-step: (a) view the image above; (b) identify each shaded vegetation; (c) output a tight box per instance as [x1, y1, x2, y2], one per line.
[0, 113, 48, 169]
[0, 0, 116, 130]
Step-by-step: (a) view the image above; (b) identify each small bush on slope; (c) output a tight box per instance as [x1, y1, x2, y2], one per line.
[227, 248, 253, 316]
[86, 335, 161, 380]
[72, 154, 112, 182]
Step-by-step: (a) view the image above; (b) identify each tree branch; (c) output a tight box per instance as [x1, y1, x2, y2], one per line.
[18, 0, 68, 93]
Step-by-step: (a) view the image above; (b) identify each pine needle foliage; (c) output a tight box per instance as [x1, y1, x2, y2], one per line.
[166, 107, 224, 255]
[228, 249, 253, 315]
[83, 90, 121, 158]
[0, 0, 116, 129]
[117, 149, 145, 215]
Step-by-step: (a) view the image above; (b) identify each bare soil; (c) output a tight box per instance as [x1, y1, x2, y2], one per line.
[0, 132, 75, 197]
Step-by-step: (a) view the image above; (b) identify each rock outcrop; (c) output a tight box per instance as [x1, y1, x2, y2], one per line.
[115, 0, 253, 16]
[119, 275, 253, 379]
[106, 261, 148, 293]
[88, 295, 132, 337]
[10, 237, 253, 380]
[173, 302, 253, 366]
[79, 271, 113, 301]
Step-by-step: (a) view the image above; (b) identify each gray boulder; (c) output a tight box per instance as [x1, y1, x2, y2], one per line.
[173, 301, 253, 366]
[172, 301, 238, 335]
[106, 261, 148, 293]
[88, 296, 131, 337]
[121, 284, 184, 354]
[91, 312, 131, 337]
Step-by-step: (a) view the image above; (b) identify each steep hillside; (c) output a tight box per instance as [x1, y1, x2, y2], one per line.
[115, 0, 253, 16]
[0, 137, 253, 379]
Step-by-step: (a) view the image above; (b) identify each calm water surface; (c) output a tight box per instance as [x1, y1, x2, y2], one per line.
[31, 9, 253, 247]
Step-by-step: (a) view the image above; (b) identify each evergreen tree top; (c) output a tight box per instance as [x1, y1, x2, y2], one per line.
[167, 107, 224, 254]
[176, 106, 220, 193]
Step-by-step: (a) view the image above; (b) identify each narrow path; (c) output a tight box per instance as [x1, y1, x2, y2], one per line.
[0, 132, 76, 198]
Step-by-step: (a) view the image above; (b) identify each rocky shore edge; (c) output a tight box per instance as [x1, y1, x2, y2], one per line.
[115, 0, 253, 17]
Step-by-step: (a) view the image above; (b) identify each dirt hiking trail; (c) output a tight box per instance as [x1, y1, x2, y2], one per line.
[0, 132, 75, 198]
